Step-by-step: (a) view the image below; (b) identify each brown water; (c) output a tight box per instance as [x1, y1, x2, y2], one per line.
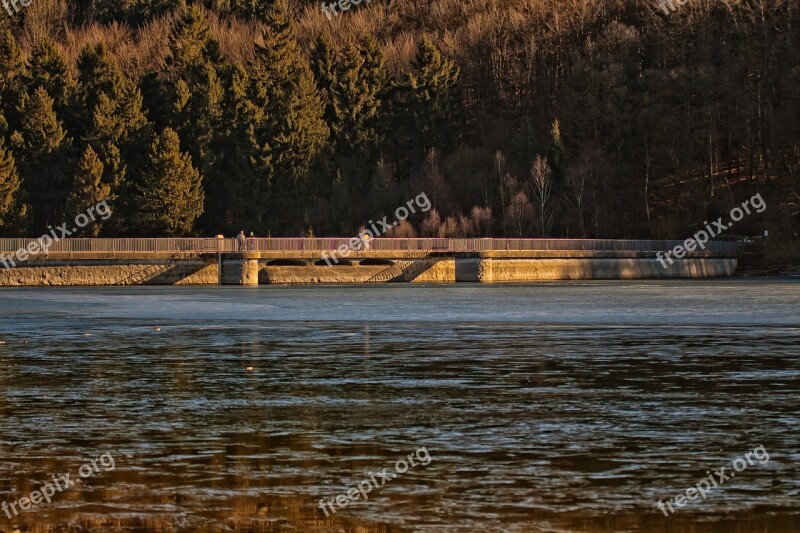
[1, 280, 799, 532]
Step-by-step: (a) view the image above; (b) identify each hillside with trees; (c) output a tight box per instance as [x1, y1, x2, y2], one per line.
[0, 0, 797, 262]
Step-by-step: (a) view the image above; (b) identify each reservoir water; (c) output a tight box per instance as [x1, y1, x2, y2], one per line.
[1, 280, 799, 531]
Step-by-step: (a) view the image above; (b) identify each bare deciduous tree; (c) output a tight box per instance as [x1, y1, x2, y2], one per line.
[531, 155, 554, 237]
[505, 192, 533, 237]
[565, 143, 602, 238]
[469, 206, 492, 237]
[420, 208, 442, 237]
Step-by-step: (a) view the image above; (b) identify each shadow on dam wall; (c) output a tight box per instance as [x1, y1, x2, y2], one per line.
[0, 260, 218, 287]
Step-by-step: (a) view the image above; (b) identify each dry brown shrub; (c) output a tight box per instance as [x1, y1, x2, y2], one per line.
[206, 11, 262, 67]
[383, 31, 417, 72]
[440, 215, 459, 237]
[18, 0, 68, 47]
[133, 12, 177, 77]
[386, 219, 418, 238]
[452, 10, 496, 63]
[61, 22, 134, 77]
[296, 0, 397, 56]
[32, 5, 264, 83]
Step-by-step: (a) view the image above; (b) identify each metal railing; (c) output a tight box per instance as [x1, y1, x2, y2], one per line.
[0, 238, 740, 255]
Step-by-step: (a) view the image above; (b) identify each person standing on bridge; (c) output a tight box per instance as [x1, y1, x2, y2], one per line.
[237, 231, 246, 251]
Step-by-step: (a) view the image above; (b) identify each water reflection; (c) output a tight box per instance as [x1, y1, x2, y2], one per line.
[0, 282, 799, 531]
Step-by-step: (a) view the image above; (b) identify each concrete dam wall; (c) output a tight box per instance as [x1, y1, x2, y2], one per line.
[0, 241, 738, 287]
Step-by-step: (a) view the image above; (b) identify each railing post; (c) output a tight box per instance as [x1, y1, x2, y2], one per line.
[216, 235, 224, 285]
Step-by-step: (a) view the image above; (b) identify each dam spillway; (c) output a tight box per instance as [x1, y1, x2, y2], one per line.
[0, 238, 739, 286]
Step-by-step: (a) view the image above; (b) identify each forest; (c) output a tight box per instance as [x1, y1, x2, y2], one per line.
[0, 0, 797, 255]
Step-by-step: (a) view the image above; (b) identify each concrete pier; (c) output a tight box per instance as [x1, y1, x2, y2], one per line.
[222, 253, 260, 285]
[0, 238, 739, 286]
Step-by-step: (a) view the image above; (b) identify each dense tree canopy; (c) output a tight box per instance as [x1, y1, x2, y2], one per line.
[0, 0, 796, 259]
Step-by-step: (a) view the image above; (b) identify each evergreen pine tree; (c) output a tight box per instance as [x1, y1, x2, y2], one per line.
[86, 93, 129, 190]
[0, 30, 24, 90]
[160, 5, 230, 231]
[136, 128, 204, 236]
[389, 37, 461, 176]
[66, 145, 110, 236]
[309, 35, 390, 230]
[189, 62, 226, 230]
[72, 43, 127, 133]
[165, 4, 213, 77]
[332, 42, 384, 193]
[0, 31, 26, 133]
[73, 43, 150, 235]
[245, 0, 328, 229]
[307, 35, 340, 212]
[74, 42, 148, 153]
[358, 35, 390, 101]
[76, 44, 123, 108]
[25, 38, 71, 114]
[310, 35, 337, 127]
[0, 135, 25, 234]
[216, 63, 253, 230]
[408, 37, 461, 151]
[11, 87, 70, 231]
[308, 39, 384, 225]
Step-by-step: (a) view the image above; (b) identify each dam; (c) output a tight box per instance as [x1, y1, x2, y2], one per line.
[0, 238, 739, 286]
